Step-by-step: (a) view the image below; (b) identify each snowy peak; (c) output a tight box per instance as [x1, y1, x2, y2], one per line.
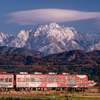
[9, 29, 33, 48]
[34, 22, 77, 41]
[0, 32, 12, 38]
[0, 32, 14, 46]
[31, 23, 83, 54]
[17, 29, 32, 41]
[48, 22, 60, 29]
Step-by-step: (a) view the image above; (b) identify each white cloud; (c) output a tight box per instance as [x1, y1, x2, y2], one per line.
[6, 9, 100, 25]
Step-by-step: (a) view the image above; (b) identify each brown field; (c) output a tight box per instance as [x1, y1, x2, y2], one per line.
[0, 87, 100, 98]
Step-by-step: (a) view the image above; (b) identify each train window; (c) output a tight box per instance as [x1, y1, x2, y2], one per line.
[5, 78, 9, 82]
[35, 77, 43, 82]
[72, 79, 75, 82]
[52, 78, 58, 82]
[44, 78, 50, 82]
[44, 78, 46, 82]
[5, 78, 12, 82]
[9, 78, 12, 82]
[40, 78, 43, 82]
[31, 78, 35, 82]
[21, 78, 25, 82]
[18, 78, 21, 82]
[77, 79, 82, 83]
[26, 78, 30, 82]
[67, 79, 71, 82]
[18, 78, 25, 82]
[59, 78, 65, 82]
[67, 79, 75, 82]
[0, 78, 4, 82]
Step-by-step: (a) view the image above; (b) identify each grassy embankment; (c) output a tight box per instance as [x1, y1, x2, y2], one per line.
[0, 86, 100, 100]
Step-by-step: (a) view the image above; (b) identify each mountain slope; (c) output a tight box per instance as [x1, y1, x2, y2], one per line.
[43, 49, 98, 65]
[0, 33, 14, 46]
[0, 52, 44, 66]
[0, 46, 45, 57]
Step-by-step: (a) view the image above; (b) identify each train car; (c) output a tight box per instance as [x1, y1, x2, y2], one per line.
[0, 74, 14, 91]
[15, 73, 88, 91]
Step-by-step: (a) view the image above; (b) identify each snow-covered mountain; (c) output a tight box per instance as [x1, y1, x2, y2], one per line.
[0, 22, 100, 54]
[0, 33, 14, 46]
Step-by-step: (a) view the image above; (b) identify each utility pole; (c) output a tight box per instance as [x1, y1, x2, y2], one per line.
[98, 58, 100, 93]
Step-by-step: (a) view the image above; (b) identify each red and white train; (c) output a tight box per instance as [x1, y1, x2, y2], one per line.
[0, 72, 88, 91]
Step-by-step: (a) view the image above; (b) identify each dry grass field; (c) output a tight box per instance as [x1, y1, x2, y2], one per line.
[0, 87, 100, 98]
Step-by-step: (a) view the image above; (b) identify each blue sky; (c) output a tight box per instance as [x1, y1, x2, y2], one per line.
[0, 0, 100, 36]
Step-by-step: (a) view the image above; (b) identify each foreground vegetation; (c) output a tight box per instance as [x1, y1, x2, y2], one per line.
[0, 87, 100, 99]
[0, 97, 100, 100]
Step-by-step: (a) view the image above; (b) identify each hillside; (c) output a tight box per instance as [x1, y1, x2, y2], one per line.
[43, 50, 98, 65]
[0, 50, 99, 81]
[0, 46, 45, 57]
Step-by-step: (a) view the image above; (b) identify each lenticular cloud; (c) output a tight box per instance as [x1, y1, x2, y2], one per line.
[6, 9, 100, 25]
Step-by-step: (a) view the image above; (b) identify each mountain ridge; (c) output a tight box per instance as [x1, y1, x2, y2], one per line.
[0, 46, 45, 57]
[0, 22, 100, 54]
